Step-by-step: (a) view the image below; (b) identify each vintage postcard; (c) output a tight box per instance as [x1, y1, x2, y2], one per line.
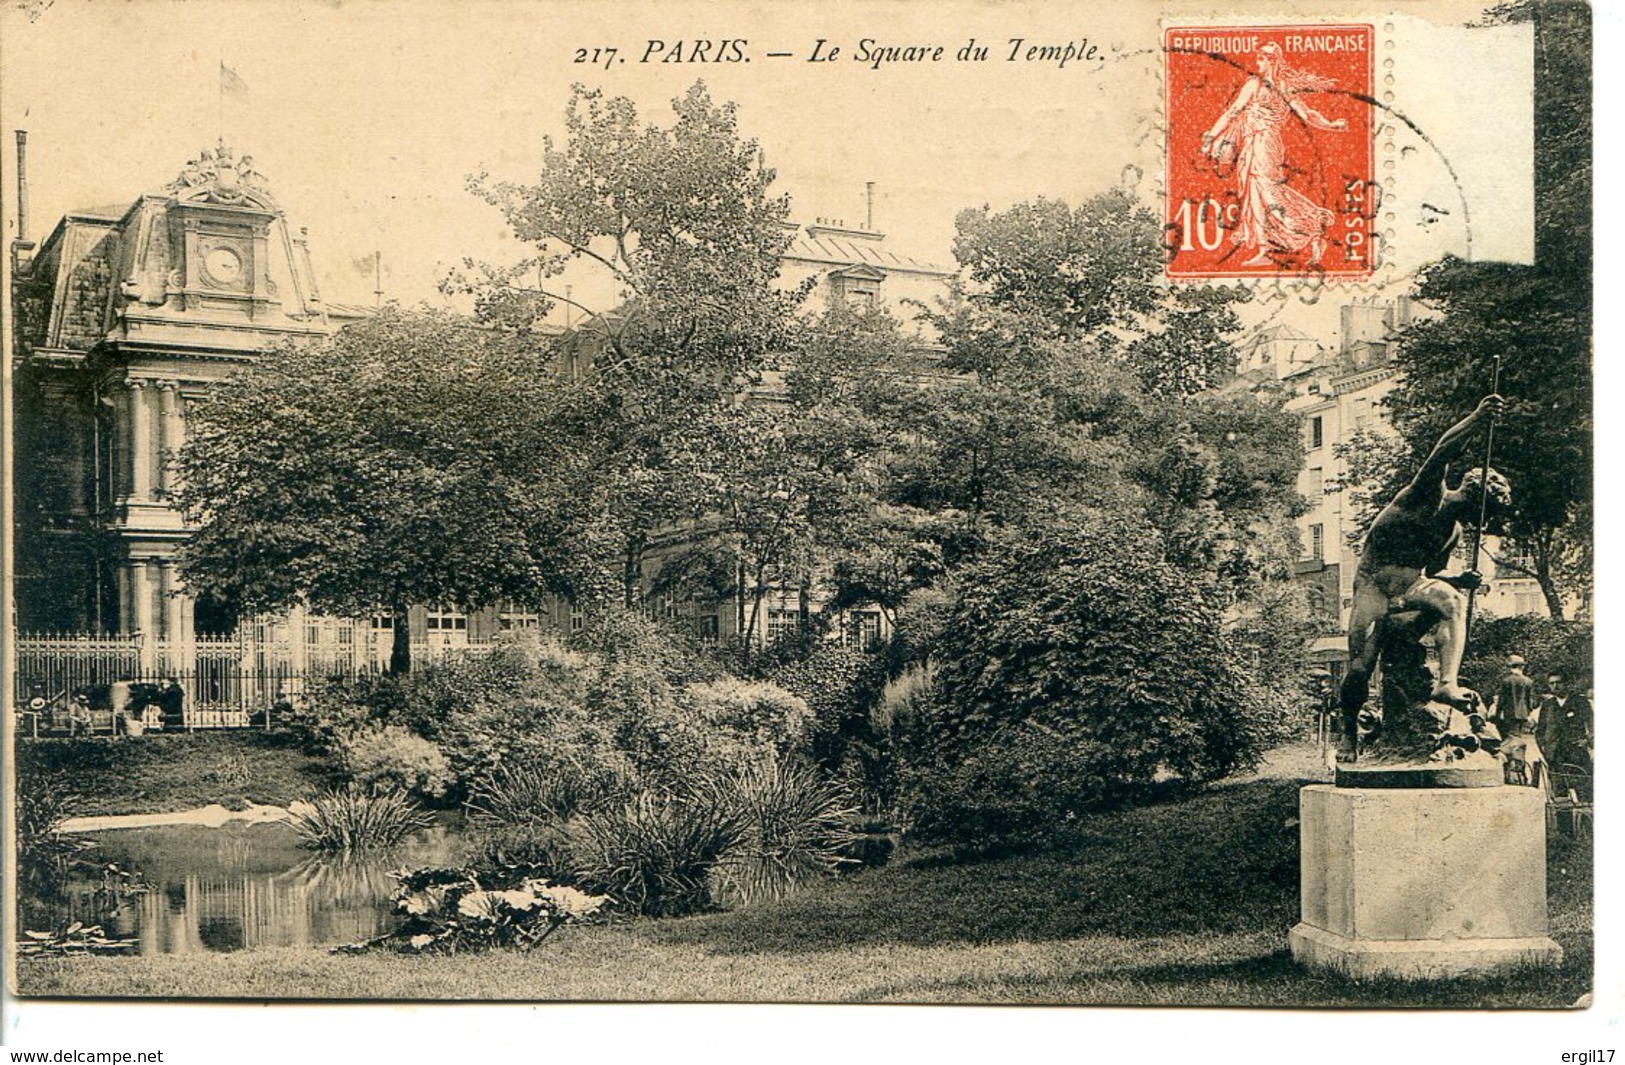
[0, 0, 1600, 1056]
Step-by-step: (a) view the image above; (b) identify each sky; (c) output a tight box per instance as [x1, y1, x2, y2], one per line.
[1, 0, 1615, 1057]
[0, 0, 1526, 345]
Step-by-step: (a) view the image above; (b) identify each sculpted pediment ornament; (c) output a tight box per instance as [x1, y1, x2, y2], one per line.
[166, 140, 276, 210]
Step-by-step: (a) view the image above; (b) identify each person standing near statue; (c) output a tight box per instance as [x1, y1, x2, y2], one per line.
[1491, 654, 1539, 784]
[1491, 654, 1537, 733]
[1536, 670, 1592, 799]
[1337, 394, 1509, 762]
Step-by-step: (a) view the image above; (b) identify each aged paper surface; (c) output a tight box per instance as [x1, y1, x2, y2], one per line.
[0, 0, 1607, 1058]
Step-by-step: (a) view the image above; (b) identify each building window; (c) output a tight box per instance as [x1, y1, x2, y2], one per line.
[371, 615, 394, 630]
[696, 614, 720, 642]
[766, 608, 799, 643]
[499, 606, 540, 630]
[831, 272, 882, 311]
[846, 285, 878, 311]
[424, 608, 467, 632]
[1309, 416, 1324, 450]
[1496, 555, 1535, 579]
[1310, 523, 1325, 561]
[1306, 466, 1324, 496]
[570, 603, 584, 633]
[847, 610, 882, 651]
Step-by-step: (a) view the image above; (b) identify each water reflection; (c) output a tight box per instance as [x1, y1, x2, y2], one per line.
[20, 822, 464, 955]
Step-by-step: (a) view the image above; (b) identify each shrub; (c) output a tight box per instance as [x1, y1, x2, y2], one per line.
[337, 866, 605, 955]
[339, 725, 454, 801]
[282, 675, 397, 753]
[683, 678, 816, 761]
[395, 636, 581, 742]
[714, 759, 859, 906]
[900, 512, 1274, 849]
[769, 643, 883, 744]
[291, 787, 435, 851]
[768, 641, 895, 810]
[874, 662, 935, 736]
[572, 607, 713, 685]
[898, 719, 1124, 853]
[569, 789, 742, 917]
[16, 767, 77, 857]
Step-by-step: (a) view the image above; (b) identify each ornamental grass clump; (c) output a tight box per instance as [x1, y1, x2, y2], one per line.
[714, 759, 860, 906]
[468, 759, 622, 827]
[16, 769, 78, 861]
[569, 790, 742, 917]
[291, 787, 435, 851]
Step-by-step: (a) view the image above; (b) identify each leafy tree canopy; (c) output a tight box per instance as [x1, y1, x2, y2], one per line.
[451, 82, 805, 606]
[175, 308, 570, 670]
[948, 189, 1250, 396]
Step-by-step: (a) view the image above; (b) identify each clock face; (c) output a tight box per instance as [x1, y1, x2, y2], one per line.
[203, 245, 244, 286]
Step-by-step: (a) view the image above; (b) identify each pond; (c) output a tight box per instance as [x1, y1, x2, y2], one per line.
[19, 820, 466, 955]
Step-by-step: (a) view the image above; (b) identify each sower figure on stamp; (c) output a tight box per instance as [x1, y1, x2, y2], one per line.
[1201, 42, 1348, 267]
[1337, 394, 1509, 763]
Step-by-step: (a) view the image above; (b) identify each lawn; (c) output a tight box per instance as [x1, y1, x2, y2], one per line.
[16, 731, 342, 817]
[15, 755, 1593, 1006]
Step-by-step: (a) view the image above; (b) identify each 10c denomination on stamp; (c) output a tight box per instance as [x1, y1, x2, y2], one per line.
[1165, 24, 1376, 280]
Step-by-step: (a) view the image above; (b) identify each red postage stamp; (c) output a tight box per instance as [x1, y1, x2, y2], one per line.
[1164, 24, 1376, 280]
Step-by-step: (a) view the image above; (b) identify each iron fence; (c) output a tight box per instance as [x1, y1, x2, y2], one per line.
[12, 631, 499, 734]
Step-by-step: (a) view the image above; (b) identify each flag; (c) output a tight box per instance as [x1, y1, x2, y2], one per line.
[220, 62, 249, 99]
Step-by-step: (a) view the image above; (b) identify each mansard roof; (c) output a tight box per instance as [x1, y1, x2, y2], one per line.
[19, 142, 366, 359]
[781, 222, 953, 277]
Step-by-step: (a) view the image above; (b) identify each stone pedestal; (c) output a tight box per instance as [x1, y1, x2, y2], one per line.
[1290, 784, 1562, 979]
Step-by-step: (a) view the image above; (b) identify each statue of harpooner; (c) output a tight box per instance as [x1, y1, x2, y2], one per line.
[1335, 394, 1511, 786]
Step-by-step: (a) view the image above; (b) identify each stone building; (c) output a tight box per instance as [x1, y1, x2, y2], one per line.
[779, 213, 955, 322]
[11, 143, 373, 641]
[10, 143, 387, 717]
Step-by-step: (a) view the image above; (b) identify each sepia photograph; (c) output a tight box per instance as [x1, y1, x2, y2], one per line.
[0, 0, 1604, 1053]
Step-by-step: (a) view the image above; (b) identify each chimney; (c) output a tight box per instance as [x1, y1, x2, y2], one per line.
[865, 181, 875, 231]
[14, 130, 28, 244]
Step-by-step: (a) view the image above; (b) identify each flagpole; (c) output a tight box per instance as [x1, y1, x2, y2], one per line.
[218, 57, 224, 144]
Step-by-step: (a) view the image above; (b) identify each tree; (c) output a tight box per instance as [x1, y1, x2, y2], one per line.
[1330, 425, 1409, 543]
[912, 189, 1298, 597]
[452, 83, 802, 606]
[1126, 389, 1307, 603]
[1384, 1, 1590, 619]
[175, 308, 569, 673]
[645, 305, 926, 663]
[949, 189, 1250, 396]
[869, 188, 1305, 842]
[896, 296, 1303, 608]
